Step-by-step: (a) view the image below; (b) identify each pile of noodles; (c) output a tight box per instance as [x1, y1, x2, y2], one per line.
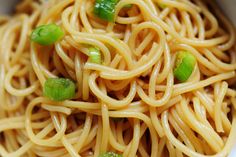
[0, 0, 236, 156]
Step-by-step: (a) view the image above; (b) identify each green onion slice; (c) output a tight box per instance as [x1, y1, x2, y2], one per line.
[94, 0, 118, 22]
[93, 0, 133, 21]
[99, 152, 122, 157]
[174, 51, 196, 82]
[89, 47, 102, 64]
[31, 24, 64, 46]
[43, 78, 76, 101]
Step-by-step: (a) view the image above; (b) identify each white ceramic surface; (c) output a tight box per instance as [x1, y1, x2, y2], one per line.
[0, 0, 19, 14]
[216, 0, 236, 26]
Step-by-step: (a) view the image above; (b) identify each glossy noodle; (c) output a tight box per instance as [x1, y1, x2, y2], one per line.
[0, 0, 236, 157]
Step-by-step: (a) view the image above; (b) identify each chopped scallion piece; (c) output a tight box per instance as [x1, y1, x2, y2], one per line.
[174, 51, 196, 82]
[31, 24, 64, 46]
[99, 152, 122, 157]
[89, 47, 102, 64]
[94, 0, 118, 22]
[43, 78, 76, 101]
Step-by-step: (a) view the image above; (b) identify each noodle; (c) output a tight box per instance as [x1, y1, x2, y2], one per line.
[0, 0, 236, 157]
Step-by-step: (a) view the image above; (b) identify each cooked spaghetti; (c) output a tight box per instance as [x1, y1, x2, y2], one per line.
[0, 0, 236, 157]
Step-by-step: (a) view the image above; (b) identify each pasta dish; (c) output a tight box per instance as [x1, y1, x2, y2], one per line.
[0, 0, 236, 157]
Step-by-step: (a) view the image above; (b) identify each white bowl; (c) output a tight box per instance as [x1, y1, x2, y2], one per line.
[216, 0, 236, 26]
[0, 0, 18, 14]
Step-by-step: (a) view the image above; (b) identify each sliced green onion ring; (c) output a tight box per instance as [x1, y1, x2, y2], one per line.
[174, 51, 196, 82]
[94, 0, 118, 22]
[99, 152, 122, 157]
[31, 24, 64, 46]
[93, 0, 133, 21]
[89, 47, 102, 64]
[43, 78, 76, 101]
